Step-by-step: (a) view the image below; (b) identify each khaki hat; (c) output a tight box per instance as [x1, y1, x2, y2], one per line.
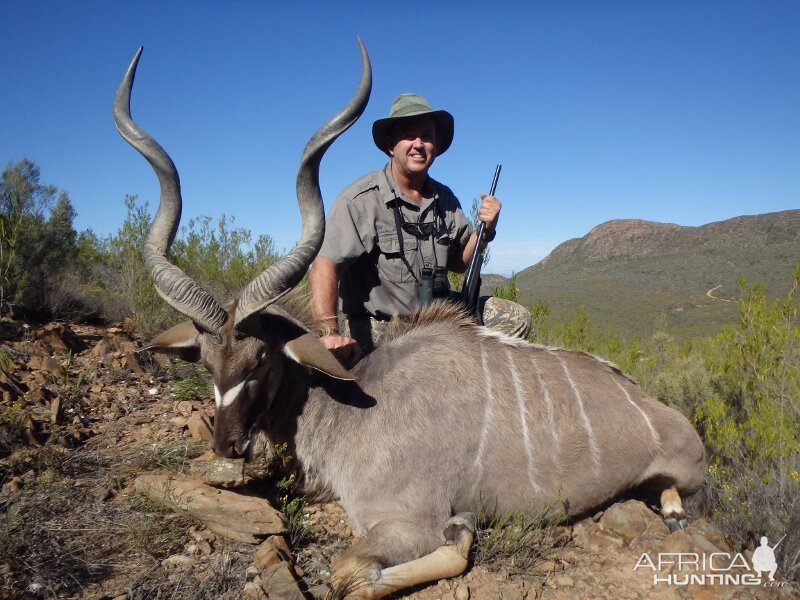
[372, 93, 454, 156]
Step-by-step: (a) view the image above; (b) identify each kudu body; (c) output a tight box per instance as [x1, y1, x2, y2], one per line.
[115, 43, 706, 599]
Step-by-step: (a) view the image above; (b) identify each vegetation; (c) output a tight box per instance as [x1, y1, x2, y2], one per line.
[0, 159, 280, 334]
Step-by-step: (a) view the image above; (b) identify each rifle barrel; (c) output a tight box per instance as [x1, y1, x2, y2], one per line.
[461, 164, 502, 316]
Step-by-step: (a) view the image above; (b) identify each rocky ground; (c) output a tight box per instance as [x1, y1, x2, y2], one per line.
[0, 319, 797, 600]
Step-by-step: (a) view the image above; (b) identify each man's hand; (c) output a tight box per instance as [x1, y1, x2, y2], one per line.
[478, 193, 501, 235]
[320, 333, 363, 369]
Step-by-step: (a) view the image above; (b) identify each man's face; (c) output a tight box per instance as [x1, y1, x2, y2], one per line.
[387, 116, 438, 177]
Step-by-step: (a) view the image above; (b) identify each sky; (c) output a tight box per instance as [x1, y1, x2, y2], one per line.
[3, 1, 798, 276]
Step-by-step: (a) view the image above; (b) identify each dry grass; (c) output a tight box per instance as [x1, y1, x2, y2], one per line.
[474, 506, 571, 577]
[0, 439, 253, 599]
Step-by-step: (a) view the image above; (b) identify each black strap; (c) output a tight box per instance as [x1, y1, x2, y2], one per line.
[391, 200, 420, 284]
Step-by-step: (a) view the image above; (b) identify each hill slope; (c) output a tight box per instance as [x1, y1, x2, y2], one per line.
[512, 210, 799, 339]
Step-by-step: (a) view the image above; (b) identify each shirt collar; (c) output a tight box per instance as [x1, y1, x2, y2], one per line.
[382, 163, 437, 213]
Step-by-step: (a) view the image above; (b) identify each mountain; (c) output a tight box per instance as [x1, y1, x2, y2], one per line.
[510, 210, 799, 340]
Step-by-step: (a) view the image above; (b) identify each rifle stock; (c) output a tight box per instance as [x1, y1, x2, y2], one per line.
[461, 164, 501, 321]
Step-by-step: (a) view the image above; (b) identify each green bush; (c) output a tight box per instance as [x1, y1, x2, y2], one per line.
[83, 195, 281, 337]
[0, 159, 81, 319]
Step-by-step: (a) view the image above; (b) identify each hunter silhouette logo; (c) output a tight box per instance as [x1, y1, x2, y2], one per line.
[752, 535, 784, 582]
[634, 533, 789, 587]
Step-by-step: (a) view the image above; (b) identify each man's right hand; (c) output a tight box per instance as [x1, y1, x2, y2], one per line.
[320, 333, 363, 369]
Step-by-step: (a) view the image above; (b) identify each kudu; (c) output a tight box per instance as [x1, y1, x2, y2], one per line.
[114, 42, 706, 599]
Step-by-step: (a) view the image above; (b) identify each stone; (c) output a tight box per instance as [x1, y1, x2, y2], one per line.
[90, 339, 112, 360]
[242, 579, 267, 600]
[50, 396, 62, 424]
[190, 452, 245, 488]
[196, 539, 212, 556]
[454, 583, 471, 600]
[170, 416, 189, 429]
[260, 561, 305, 600]
[134, 474, 286, 543]
[121, 350, 143, 374]
[176, 400, 194, 416]
[187, 414, 214, 442]
[599, 500, 663, 545]
[254, 535, 292, 572]
[161, 554, 195, 570]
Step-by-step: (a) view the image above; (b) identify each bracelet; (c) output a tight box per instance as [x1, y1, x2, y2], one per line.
[481, 228, 496, 242]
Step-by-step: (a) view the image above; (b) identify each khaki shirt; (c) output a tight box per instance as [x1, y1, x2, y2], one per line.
[319, 164, 471, 319]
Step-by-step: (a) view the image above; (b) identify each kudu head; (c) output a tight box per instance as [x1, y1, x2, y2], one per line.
[114, 42, 371, 457]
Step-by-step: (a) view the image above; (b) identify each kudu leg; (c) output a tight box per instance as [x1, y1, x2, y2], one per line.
[332, 513, 476, 600]
[660, 487, 688, 532]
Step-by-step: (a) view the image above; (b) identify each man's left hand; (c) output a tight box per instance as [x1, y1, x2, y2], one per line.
[479, 193, 501, 235]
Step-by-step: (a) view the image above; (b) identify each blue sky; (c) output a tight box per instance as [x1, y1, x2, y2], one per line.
[3, 1, 798, 275]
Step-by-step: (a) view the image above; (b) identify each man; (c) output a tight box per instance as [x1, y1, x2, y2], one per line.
[310, 93, 530, 366]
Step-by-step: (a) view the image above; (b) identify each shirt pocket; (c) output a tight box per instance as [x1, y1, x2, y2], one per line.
[375, 227, 418, 283]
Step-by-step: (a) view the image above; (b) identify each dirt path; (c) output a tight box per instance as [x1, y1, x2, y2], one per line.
[706, 284, 736, 302]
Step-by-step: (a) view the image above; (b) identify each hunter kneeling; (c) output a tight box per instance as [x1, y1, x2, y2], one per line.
[310, 92, 531, 367]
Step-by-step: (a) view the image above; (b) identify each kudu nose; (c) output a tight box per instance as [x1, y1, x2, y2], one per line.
[212, 437, 240, 459]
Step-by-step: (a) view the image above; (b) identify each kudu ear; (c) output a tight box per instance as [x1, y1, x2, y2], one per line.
[142, 320, 203, 363]
[283, 333, 355, 381]
[251, 306, 354, 381]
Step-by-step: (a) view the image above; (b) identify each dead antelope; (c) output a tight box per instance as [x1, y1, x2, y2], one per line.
[114, 41, 706, 599]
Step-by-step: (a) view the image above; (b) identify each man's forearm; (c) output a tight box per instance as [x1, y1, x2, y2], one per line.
[309, 256, 341, 332]
[453, 229, 490, 273]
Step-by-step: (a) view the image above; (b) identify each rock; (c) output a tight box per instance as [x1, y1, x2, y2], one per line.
[170, 416, 189, 429]
[90, 339, 112, 360]
[242, 578, 267, 600]
[190, 451, 244, 488]
[660, 528, 727, 556]
[260, 561, 305, 600]
[599, 500, 665, 545]
[35, 323, 83, 353]
[186, 414, 214, 442]
[92, 486, 115, 502]
[50, 396, 62, 424]
[41, 356, 63, 377]
[196, 539, 212, 556]
[161, 554, 195, 570]
[1, 477, 24, 495]
[254, 535, 292, 572]
[134, 474, 286, 543]
[585, 530, 626, 553]
[305, 584, 330, 599]
[121, 350, 143, 374]
[176, 400, 194, 416]
[454, 583, 471, 600]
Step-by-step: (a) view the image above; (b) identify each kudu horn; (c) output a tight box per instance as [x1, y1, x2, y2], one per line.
[113, 40, 372, 333]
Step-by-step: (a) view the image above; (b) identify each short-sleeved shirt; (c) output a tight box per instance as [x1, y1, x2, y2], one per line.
[319, 163, 471, 319]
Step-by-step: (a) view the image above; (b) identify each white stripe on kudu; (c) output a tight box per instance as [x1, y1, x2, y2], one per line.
[214, 381, 246, 409]
[506, 348, 541, 493]
[473, 342, 495, 484]
[555, 354, 601, 471]
[610, 374, 661, 446]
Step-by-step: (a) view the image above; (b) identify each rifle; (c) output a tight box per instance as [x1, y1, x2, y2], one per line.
[461, 164, 501, 321]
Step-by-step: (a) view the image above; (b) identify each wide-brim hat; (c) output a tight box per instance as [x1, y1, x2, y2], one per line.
[372, 93, 454, 156]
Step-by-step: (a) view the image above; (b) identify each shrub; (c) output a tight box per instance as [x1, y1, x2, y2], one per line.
[696, 266, 800, 576]
[90, 196, 281, 337]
